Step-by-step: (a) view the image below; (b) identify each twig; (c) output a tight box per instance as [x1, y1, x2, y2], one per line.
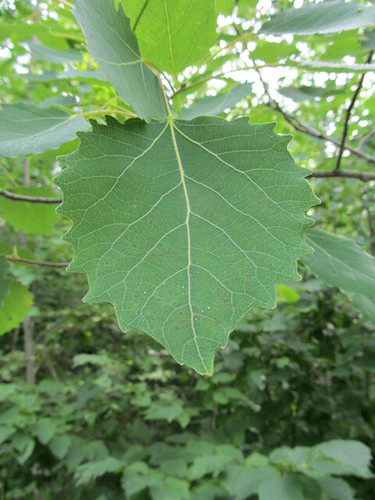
[6, 256, 69, 268]
[334, 51, 374, 172]
[358, 126, 375, 151]
[0, 189, 61, 204]
[307, 169, 375, 182]
[256, 67, 375, 165]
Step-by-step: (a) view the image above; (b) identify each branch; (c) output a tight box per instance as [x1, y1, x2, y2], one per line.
[6, 256, 69, 268]
[334, 51, 374, 172]
[307, 169, 375, 182]
[0, 189, 62, 204]
[256, 67, 375, 165]
[268, 103, 375, 165]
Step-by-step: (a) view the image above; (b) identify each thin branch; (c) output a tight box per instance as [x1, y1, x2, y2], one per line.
[0, 189, 61, 203]
[307, 169, 375, 182]
[358, 126, 375, 151]
[334, 51, 374, 172]
[6, 256, 69, 268]
[256, 66, 375, 165]
[268, 102, 375, 165]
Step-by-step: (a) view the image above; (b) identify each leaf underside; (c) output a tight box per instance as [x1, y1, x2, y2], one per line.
[56, 116, 317, 374]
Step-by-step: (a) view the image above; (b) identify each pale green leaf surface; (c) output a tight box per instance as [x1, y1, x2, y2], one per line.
[56, 116, 317, 374]
[316, 477, 355, 500]
[27, 40, 82, 64]
[258, 474, 304, 500]
[0, 257, 10, 307]
[215, 0, 236, 15]
[0, 103, 90, 157]
[122, 0, 217, 76]
[303, 229, 375, 324]
[183, 83, 252, 119]
[313, 440, 372, 478]
[73, 0, 166, 121]
[261, 1, 375, 35]
[0, 282, 33, 336]
[0, 187, 61, 235]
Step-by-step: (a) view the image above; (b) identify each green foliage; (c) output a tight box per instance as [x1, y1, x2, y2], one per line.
[0, 281, 33, 335]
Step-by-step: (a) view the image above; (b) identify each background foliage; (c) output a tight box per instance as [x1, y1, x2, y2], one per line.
[0, 0, 375, 498]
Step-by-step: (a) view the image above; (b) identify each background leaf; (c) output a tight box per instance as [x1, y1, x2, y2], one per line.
[0, 281, 33, 336]
[73, 0, 166, 121]
[0, 187, 61, 235]
[0, 103, 89, 157]
[261, 0, 375, 35]
[122, 0, 217, 77]
[303, 229, 375, 324]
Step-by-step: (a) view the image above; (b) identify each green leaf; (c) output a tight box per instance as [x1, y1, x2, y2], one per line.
[303, 229, 375, 324]
[0, 187, 61, 235]
[258, 473, 305, 500]
[73, 0, 166, 121]
[122, 0, 217, 76]
[277, 284, 300, 303]
[316, 477, 355, 500]
[0, 281, 33, 335]
[49, 435, 72, 459]
[261, 1, 375, 35]
[312, 440, 373, 478]
[27, 40, 82, 64]
[183, 83, 253, 119]
[0, 103, 90, 157]
[215, 0, 236, 15]
[75, 457, 124, 485]
[34, 418, 59, 445]
[56, 116, 317, 374]
[0, 257, 10, 307]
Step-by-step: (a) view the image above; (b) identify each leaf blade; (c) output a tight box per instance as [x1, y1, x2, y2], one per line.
[56, 116, 318, 374]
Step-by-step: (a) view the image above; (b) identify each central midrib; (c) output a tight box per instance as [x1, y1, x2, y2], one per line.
[168, 121, 206, 372]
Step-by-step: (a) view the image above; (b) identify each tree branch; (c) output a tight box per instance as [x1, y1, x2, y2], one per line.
[307, 169, 375, 182]
[256, 67, 375, 165]
[0, 189, 62, 204]
[6, 256, 69, 268]
[334, 51, 374, 172]
[358, 126, 375, 151]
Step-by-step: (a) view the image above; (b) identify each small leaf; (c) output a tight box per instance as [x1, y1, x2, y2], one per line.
[261, 0, 375, 35]
[0, 103, 89, 157]
[122, 0, 217, 77]
[73, 0, 166, 121]
[0, 281, 33, 336]
[183, 83, 253, 119]
[303, 229, 375, 324]
[56, 116, 317, 374]
[0, 187, 61, 235]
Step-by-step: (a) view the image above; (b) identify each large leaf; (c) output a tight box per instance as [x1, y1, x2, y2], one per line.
[73, 0, 166, 121]
[0, 187, 61, 236]
[261, 1, 375, 35]
[0, 282, 33, 336]
[122, 0, 217, 77]
[56, 116, 317, 374]
[258, 474, 304, 500]
[0, 103, 89, 157]
[303, 229, 375, 324]
[183, 83, 252, 119]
